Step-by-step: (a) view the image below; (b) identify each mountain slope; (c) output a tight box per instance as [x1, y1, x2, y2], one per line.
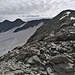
[27, 10, 75, 43]
[0, 19, 49, 56]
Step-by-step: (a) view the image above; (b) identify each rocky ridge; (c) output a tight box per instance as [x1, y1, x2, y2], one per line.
[0, 10, 75, 75]
[27, 10, 75, 43]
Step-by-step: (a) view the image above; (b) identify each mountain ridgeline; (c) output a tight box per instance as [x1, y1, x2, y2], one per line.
[0, 19, 50, 33]
[13, 19, 50, 32]
[27, 10, 75, 43]
[0, 19, 25, 32]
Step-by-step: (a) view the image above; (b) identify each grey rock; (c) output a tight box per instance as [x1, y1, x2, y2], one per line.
[51, 43, 56, 50]
[6, 72, 15, 75]
[65, 63, 74, 72]
[44, 53, 50, 60]
[25, 64, 31, 68]
[24, 68, 31, 73]
[30, 71, 35, 75]
[27, 55, 41, 64]
[14, 70, 24, 74]
[47, 67, 52, 75]
[58, 47, 67, 53]
[36, 74, 40, 75]
[30, 48, 40, 55]
[16, 54, 26, 61]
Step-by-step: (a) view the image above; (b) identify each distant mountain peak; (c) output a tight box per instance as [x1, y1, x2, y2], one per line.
[2, 18, 25, 23]
[0, 18, 25, 32]
[2, 20, 11, 23]
[14, 18, 24, 22]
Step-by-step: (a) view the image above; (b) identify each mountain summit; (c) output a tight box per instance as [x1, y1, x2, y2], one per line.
[27, 10, 75, 43]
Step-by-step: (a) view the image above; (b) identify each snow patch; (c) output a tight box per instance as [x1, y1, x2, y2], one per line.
[66, 12, 71, 15]
[70, 17, 75, 20]
[60, 12, 71, 20]
[73, 23, 75, 26]
[60, 15, 66, 20]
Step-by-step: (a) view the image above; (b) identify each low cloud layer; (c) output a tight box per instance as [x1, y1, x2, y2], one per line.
[0, 0, 75, 21]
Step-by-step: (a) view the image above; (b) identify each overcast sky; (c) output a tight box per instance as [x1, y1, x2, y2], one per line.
[0, 0, 75, 21]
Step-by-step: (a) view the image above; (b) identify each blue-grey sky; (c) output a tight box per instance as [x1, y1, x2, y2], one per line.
[0, 0, 75, 21]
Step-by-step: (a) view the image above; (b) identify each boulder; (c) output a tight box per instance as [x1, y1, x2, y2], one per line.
[30, 48, 40, 55]
[24, 68, 31, 74]
[46, 67, 52, 75]
[27, 55, 41, 64]
[14, 70, 24, 74]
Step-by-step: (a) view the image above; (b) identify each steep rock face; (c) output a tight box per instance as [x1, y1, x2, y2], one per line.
[0, 10, 75, 75]
[27, 10, 75, 43]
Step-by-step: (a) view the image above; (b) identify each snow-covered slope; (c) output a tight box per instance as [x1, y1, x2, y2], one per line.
[0, 10, 75, 75]
[0, 18, 50, 56]
[0, 22, 43, 56]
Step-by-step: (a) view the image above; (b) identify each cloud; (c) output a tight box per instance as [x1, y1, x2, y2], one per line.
[0, 0, 75, 21]
[0, 0, 46, 15]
